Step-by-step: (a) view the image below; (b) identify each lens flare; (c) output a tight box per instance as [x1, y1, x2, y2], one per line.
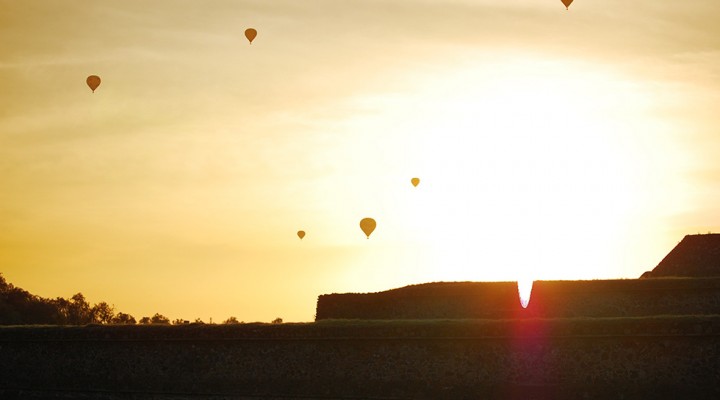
[517, 279, 534, 309]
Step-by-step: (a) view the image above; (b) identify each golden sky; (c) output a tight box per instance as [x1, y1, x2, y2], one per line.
[2, 0, 720, 322]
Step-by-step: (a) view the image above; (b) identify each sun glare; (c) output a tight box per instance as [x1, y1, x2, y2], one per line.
[341, 56, 666, 284]
[517, 279, 534, 309]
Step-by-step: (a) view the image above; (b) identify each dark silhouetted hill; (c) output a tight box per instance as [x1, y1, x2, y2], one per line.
[643, 233, 720, 278]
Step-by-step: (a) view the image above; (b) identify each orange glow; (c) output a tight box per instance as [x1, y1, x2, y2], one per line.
[1, 1, 719, 322]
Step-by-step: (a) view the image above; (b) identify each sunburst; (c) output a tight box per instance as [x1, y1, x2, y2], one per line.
[517, 279, 534, 309]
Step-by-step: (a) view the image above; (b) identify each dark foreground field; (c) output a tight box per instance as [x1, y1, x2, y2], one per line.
[2, 315, 720, 399]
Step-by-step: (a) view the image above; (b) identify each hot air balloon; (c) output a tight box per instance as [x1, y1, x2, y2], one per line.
[411, 177, 420, 187]
[86, 75, 101, 93]
[245, 28, 257, 44]
[297, 230, 305, 240]
[359, 218, 376, 239]
[561, 0, 573, 10]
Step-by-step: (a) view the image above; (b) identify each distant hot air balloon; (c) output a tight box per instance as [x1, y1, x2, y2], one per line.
[297, 230, 305, 240]
[86, 75, 101, 93]
[411, 177, 420, 187]
[561, 0, 573, 10]
[359, 218, 376, 239]
[245, 28, 257, 44]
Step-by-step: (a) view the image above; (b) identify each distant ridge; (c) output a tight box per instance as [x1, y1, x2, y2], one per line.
[643, 233, 720, 278]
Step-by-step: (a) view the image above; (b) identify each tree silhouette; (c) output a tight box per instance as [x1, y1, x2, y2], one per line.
[0, 273, 223, 326]
[0, 273, 60, 324]
[223, 316, 241, 324]
[150, 313, 170, 324]
[70, 293, 93, 324]
[92, 302, 115, 324]
[111, 312, 136, 324]
[52, 293, 95, 325]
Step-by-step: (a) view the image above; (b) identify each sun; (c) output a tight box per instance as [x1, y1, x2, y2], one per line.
[517, 279, 534, 308]
[433, 74, 642, 281]
[326, 54, 682, 292]
[347, 56, 657, 284]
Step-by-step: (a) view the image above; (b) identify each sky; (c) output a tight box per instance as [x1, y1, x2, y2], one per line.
[2, 0, 719, 322]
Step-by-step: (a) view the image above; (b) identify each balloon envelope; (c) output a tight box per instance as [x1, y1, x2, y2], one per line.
[245, 28, 257, 43]
[297, 230, 305, 239]
[359, 218, 376, 239]
[561, 0, 573, 9]
[86, 75, 101, 92]
[411, 177, 420, 187]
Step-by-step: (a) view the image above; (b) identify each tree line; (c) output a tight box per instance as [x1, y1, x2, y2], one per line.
[0, 273, 279, 325]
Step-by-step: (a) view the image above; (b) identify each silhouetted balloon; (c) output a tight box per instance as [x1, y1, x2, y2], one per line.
[86, 75, 101, 92]
[561, 0, 573, 9]
[359, 218, 376, 239]
[297, 230, 305, 240]
[245, 28, 257, 44]
[411, 177, 420, 187]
